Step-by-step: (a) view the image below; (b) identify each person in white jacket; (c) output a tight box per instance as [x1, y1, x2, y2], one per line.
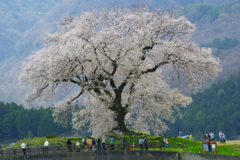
[102, 136, 106, 150]
[44, 140, 49, 153]
[75, 141, 80, 152]
[139, 138, 144, 150]
[21, 142, 26, 155]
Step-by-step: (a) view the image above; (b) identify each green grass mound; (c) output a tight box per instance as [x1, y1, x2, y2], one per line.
[4, 135, 240, 156]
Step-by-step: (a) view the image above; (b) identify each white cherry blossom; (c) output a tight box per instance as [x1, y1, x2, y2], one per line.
[19, 5, 221, 136]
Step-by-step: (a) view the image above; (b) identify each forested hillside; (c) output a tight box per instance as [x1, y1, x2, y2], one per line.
[166, 72, 240, 139]
[0, 102, 72, 140]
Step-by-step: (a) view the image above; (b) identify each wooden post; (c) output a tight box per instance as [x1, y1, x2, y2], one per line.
[27, 148, 30, 155]
[160, 143, 162, 151]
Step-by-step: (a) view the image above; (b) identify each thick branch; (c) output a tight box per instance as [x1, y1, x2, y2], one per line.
[70, 88, 85, 103]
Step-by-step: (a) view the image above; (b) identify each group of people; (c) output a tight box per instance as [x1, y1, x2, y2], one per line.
[20, 135, 151, 155]
[205, 132, 215, 140]
[96, 136, 107, 151]
[204, 131, 226, 153]
[65, 136, 113, 152]
[19, 136, 142, 155]
[72, 136, 149, 151]
[205, 131, 226, 143]
[138, 137, 148, 150]
[21, 140, 50, 155]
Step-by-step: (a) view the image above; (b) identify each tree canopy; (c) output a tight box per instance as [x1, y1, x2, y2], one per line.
[19, 5, 221, 136]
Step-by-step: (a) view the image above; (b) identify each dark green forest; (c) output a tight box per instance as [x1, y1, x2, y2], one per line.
[166, 72, 240, 139]
[0, 103, 71, 141]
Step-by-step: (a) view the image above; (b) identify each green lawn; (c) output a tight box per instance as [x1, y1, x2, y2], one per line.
[4, 136, 240, 156]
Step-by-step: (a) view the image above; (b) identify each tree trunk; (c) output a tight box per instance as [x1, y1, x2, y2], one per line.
[114, 106, 128, 132]
[109, 79, 129, 133]
[111, 90, 129, 133]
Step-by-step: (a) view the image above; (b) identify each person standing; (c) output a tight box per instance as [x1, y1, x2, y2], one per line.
[222, 131, 226, 143]
[219, 131, 223, 143]
[75, 141, 80, 152]
[212, 132, 215, 140]
[87, 136, 96, 151]
[102, 135, 106, 150]
[144, 136, 148, 150]
[189, 134, 193, 140]
[163, 136, 169, 148]
[66, 138, 72, 152]
[207, 139, 212, 153]
[205, 133, 210, 140]
[209, 132, 213, 140]
[91, 138, 96, 151]
[44, 140, 49, 153]
[110, 137, 115, 150]
[21, 142, 27, 155]
[122, 137, 127, 150]
[86, 138, 92, 151]
[97, 138, 102, 151]
[82, 138, 85, 148]
[139, 138, 144, 150]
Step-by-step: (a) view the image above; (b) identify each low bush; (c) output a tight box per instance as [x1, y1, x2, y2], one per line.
[46, 133, 58, 138]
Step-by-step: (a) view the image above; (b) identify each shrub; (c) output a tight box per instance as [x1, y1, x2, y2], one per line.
[46, 133, 58, 138]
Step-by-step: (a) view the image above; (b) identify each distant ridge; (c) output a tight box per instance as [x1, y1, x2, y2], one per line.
[0, 0, 239, 106]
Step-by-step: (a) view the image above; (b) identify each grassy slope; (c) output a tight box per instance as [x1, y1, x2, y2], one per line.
[5, 136, 240, 156]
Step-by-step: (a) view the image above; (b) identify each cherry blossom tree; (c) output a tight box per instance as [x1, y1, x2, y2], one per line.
[19, 5, 221, 136]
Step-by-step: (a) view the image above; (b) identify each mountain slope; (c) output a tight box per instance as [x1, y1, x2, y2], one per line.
[0, 0, 239, 105]
[0, 0, 62, 61]
[184, 2, 240, 81]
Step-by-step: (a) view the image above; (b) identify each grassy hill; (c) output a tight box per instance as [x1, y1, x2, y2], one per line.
[4, 136, 240, 156]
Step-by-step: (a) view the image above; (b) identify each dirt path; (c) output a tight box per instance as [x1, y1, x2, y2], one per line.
[217, 140, 240, 145]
